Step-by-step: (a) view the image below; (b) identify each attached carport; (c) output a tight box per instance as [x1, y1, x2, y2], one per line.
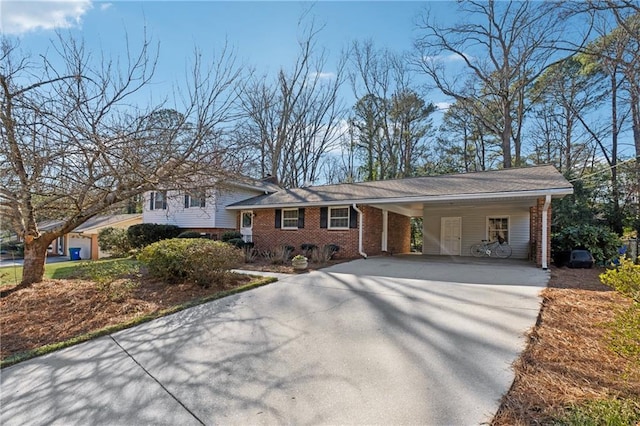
[369, 192, 564, 269]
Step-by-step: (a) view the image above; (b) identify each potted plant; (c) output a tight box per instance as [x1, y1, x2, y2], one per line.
[291, 254, 308, 270]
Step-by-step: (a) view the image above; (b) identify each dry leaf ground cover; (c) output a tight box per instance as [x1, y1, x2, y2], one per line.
[493, 266, 640, 425]
[0, 259, 274, 366]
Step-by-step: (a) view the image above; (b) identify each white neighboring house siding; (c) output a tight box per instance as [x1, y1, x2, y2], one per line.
[143, 186, 264, 229]
[67, 235, 92, 260]
[422, 202, 531, 259]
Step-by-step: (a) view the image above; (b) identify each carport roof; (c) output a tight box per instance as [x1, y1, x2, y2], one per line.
[227, 165, 573, 209]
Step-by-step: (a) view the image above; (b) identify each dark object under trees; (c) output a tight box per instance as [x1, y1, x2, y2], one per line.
[568, 250, 595, 268]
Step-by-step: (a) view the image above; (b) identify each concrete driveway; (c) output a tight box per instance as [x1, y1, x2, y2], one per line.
[1, 255, 548, 425]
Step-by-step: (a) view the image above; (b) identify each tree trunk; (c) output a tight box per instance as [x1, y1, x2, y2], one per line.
[21, 238, 51, 286]
[502, 102, 513, 168]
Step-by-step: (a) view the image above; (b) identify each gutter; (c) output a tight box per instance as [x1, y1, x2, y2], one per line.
[352, 203, 367, 259]
[541, 194, 551, 270]
[225, 187, 574, 210]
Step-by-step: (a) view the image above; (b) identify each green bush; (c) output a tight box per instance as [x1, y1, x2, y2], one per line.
[177, 231, 205, 239]
[221, 230, 242, 242]
[600, 256, 640, 303]
[138, 238, 243, 286]
[226, 238, 245, 248]
[552, 224, 620, 264]
[98, 227, 132, 257]
[127, 224, 182, 248]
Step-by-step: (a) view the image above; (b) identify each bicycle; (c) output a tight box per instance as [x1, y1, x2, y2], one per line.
[470, 237, 512, 258]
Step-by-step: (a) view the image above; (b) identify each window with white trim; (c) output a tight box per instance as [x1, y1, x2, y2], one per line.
[185, 190, 206, 208]
[487, 217, 509, 243]
[282, 208, 299, 229]
[329, 206, 350, 229]
[149, 191, 166, 210]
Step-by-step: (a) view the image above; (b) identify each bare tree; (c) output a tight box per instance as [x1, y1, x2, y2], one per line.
[238, 21, 346, 188]
[349, 40, 435, 180]
[528, 56, 606, 174]
[0, 34, 242, 286]
[413, 0, 581, 168]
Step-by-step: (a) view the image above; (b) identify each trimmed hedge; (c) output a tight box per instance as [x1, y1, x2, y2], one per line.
[221, 231, 242, 242]
[138, 239, 243, 287]
[127, 224, 182, 248]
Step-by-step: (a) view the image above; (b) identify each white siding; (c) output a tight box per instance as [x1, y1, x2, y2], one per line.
[142, 187, 263, 229]
[422, 202, 531, 259]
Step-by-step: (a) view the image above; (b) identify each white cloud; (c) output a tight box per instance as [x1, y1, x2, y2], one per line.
[1, 0, 93, 35]
[311, 71, 335, 80]
[434, 102, 451, 111]
[100, 2, 112, 11]
[423, 52, 473, 64]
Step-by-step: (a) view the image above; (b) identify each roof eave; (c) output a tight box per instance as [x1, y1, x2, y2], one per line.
[225, 187, 574, 210]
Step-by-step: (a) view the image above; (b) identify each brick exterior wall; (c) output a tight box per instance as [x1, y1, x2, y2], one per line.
[530, 197, 552, 267]
[387, 211, 411, 254]
[245, 205, 411, 258]
[181, 227, 236, 240]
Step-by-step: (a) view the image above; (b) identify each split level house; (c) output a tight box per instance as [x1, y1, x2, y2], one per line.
[143, 165, 574, 269]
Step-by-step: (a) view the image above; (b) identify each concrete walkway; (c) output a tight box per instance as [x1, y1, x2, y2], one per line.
[1, 256, 548, 425]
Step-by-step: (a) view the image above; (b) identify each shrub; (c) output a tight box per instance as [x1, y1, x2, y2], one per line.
[226, 238, 246, 248]
[98, 227, 132, 257]
[243, 246, 259, 263]
[138, 238, 243, 286]
[310, 244, 339, 264]
[127, 224, 182, 248]
[300, 243, 317, 256]
[262, 245, 292, 264]
[599, 256, 640, 303]
[552, 224, 620, 264]
[0, 240, 24, 256]
[177, 231, 205, 239]
[221, 230, 242, 242]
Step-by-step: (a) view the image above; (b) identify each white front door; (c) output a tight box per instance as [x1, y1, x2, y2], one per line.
[240, 210, 253, 243]
[440, 216, 462, 256]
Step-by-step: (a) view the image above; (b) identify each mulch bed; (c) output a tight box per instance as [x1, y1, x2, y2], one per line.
[0, 273, 252, 360]
[492, 265, 640, 424]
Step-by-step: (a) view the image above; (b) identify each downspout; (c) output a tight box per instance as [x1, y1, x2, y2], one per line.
[352, 204, 368, 259]
[541, 194, 551, 270]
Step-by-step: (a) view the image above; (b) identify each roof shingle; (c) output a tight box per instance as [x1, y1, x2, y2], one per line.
[228, 165, 572, 208]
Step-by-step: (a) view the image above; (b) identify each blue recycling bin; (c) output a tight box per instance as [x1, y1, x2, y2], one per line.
[69, 247, 81, 261]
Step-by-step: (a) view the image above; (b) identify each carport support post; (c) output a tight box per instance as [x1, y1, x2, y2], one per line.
[381, 210, 388, 252]
[541, 195, 551, 270]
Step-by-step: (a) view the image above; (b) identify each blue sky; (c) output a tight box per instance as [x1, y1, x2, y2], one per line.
[1, 1, 458, 110]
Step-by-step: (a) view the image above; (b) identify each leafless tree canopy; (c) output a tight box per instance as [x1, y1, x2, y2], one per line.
[413, 0, 582, 168]
[237, 22, 347, 188]
[0, 34, 243, 284]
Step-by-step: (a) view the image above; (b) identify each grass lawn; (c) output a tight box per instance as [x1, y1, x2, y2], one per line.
[0, 259, 105, 286]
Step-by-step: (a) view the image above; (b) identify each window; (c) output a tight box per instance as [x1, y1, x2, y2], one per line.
[241, 211, 253, 228]
[282, 208, 299, 229]
[329, 206, 350, 229]
[487, 217, 509, 243]
[149, 191, 166, 210]
[185, 191, 206, 208]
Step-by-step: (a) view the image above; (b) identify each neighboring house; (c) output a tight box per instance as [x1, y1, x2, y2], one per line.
[45, 214, 142, 260]
[142, 178, 280, 241]
[226, 165, 574, 269]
